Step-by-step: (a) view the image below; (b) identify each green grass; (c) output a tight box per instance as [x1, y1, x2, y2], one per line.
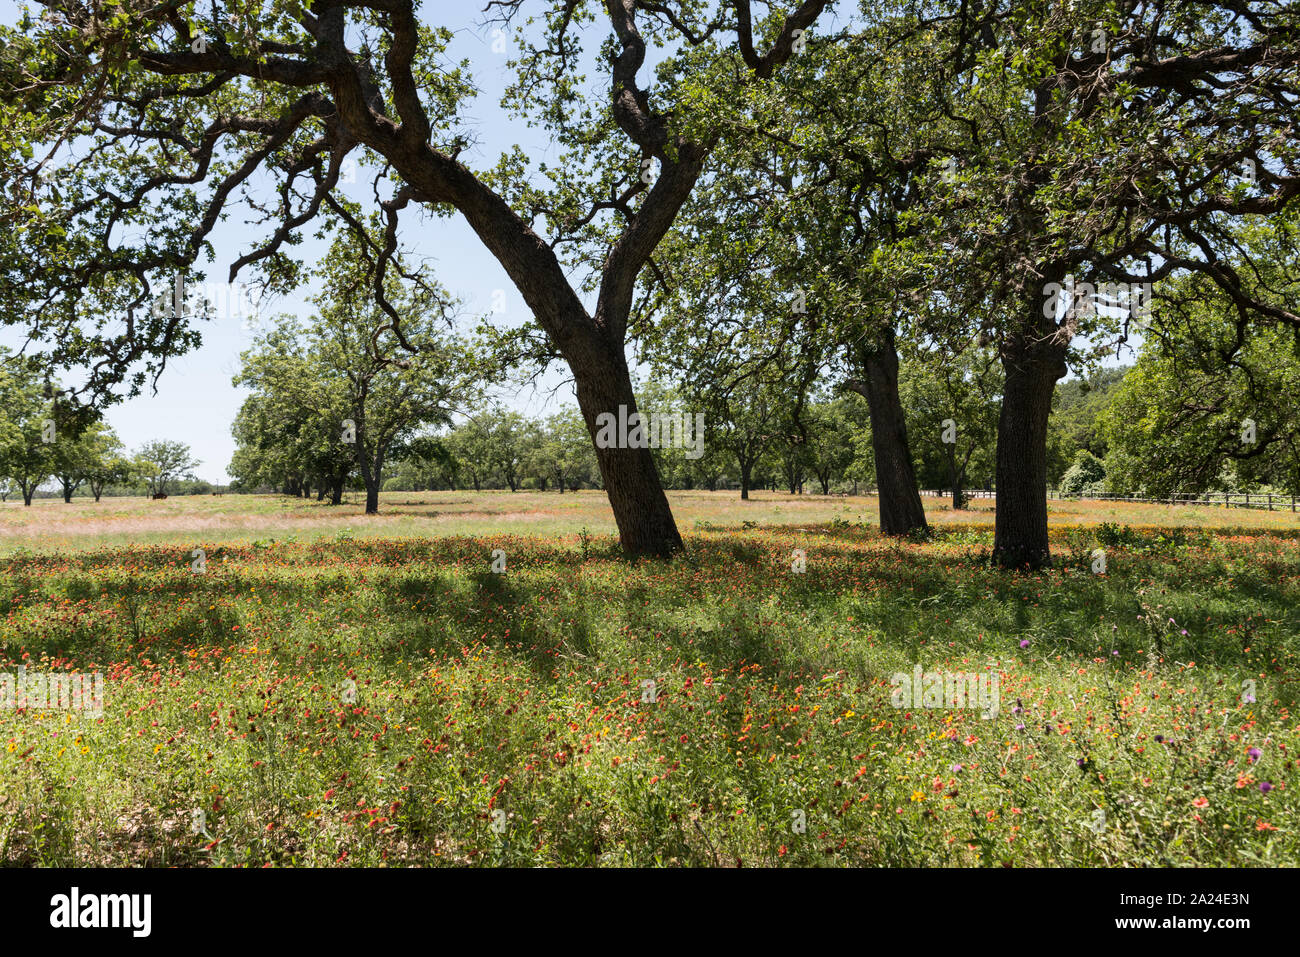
[1, 495, 1297, 866]
[4, 488, 1299, 555]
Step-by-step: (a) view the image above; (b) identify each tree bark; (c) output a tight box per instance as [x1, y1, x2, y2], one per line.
[846, 331, 927, 536]
[572, 338, 683, 557]
[738, 458, 754, 501]
[946, 447, 966, 510]
[362, 450, 385, 515]
[992, 332, 1068, 569]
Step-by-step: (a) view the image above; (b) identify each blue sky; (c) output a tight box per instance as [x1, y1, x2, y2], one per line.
[1, 2, 583, 482]
[2, 2, 1126, 484]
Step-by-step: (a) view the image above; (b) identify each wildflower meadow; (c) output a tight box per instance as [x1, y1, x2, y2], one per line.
[2, 493, 1294, 867]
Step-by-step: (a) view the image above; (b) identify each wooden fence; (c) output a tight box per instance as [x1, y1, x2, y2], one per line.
[919, 489, 1299, 511]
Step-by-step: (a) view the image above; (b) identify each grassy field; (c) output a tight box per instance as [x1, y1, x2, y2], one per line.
[1, 491, 1298, 866]
[4, 488, 1300, 554]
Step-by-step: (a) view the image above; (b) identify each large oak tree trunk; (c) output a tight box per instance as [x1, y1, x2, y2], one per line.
[993, 332, 1068, 569]
[570, 337, 682, 558]
[847, 331, 928, 536]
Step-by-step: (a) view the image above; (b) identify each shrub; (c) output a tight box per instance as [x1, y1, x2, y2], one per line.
[1059, 450, 1107, 496]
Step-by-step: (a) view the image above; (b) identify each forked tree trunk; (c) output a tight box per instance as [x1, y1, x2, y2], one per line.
[847, 330, 927, 536]
[571, 338, 682, 557]
[303, 0, 827, 563]
[993, 333, 1068, 569]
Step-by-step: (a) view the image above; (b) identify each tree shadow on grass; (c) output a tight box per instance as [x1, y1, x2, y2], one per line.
[362, 565, 600, 681]
[4, 531, 1296, 705]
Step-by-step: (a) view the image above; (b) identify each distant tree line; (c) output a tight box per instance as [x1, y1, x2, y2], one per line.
[7, 332, 1295, 508]
[0, 353, 208, 504]
[225, 349, 1300, 504]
